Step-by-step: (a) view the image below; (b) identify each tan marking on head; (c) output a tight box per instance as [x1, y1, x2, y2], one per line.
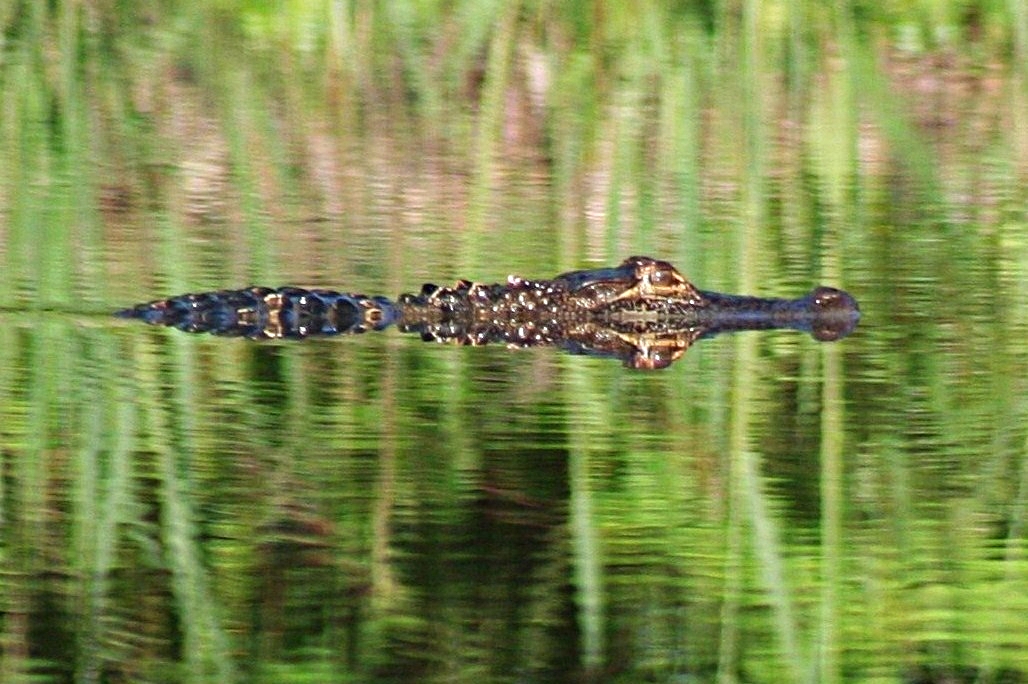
[613, 329, 699, 369]
[612, 256, 703, 304]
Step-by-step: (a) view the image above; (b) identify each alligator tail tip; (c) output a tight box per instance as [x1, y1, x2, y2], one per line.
[114, 304, 168, 325]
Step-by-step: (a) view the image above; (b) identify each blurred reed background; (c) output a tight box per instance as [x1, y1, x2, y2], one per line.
[1, 1, 1027, 682]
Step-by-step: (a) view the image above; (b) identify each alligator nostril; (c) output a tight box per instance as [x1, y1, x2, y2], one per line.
[812, 324, 848, 342]
[811, 286, 860, 314]
[807, 286, 861, 341]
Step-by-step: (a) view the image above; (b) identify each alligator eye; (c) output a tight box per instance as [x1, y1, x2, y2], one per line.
[650, 269, 673, 286]
[646, 262, 684, 289]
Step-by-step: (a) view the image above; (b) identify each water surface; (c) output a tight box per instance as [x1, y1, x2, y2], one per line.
[1, 4, 1026, 683]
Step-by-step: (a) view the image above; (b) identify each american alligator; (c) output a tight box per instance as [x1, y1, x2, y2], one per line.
[115, 256, 860, 369]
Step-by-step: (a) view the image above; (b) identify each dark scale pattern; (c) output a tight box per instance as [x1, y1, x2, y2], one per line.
[115, 287, 394, 339]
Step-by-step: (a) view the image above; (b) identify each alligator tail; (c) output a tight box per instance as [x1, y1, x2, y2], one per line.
[115, 287, 396, 338]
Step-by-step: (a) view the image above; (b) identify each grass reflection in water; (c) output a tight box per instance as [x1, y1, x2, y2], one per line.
[0, 1, 1026, 682]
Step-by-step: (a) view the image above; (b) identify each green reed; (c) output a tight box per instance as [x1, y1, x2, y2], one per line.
[463, 2, 519, 275]
[565, 362, 607, 674]
[71, 331, 127, 680]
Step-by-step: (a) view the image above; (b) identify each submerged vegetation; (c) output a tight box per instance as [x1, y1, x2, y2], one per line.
[1, 1, 1027, 682]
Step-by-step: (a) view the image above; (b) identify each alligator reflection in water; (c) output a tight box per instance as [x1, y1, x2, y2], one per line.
[115, 256, 860, 369]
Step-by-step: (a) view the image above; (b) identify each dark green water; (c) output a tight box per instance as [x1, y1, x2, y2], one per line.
[2, 3, 1027, 683]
